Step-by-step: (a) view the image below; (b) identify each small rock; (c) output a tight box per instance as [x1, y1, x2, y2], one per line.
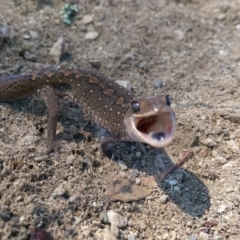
[16, 195, 23, 202]
[116, 80, 131, 91]
[49, 36, 65, 65]
[29, 30, 39, 39]
[107, 210, 128, 228]
[169, 179, 178, 186]
[82, 15, 94, 24]
[52, 186, 67, 198]
[159, 194, 168, 204]
[110, 223, 119, 238]
[89, 59, 101, 69]
[22, 33, 31, 40]
[139, 60, 147, 69]
[138, 221, 147, 230]
[174, 29, 185, 41]
[96, 227, 117, 240]
[69, 195, 80, 203]
[162, 232, 169, 240]
[128, 231, 135, 240]
[85, 31, 99, 40]
[170, 231, 177, 240]
[217, 13, 226, 21]
[215, 156, 227, 165]
[204, 138, 217, 148]
[117, 160, 128, 170]
[34, 155, 49, 162]
[153, 79, 163, 88]
[217, 204, 227, 213]
[135, 151, 141, 159]
[23, 50, 37, 62]
[1, 210, 11, 221]
[198, 231, 209, 240]
[173, 186, 180, 191]
[135, 178, 141, 185]
[66, 154, 75, 165]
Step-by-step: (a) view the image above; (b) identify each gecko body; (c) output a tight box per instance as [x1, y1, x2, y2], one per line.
[0, 68, 175, 154]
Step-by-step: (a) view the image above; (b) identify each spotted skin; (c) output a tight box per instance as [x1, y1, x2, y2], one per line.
[0, 68, 175, 155]
[0, 68, 134, 153]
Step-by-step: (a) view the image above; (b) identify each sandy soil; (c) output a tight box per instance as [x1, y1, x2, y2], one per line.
[0, 0, 240, 239]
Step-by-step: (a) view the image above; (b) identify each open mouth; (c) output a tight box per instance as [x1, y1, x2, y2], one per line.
[125, 111, 175, 148]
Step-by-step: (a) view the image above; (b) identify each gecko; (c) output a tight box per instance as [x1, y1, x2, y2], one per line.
[0, 67, 175, 159]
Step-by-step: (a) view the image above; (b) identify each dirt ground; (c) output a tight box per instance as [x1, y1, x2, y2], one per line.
[0, 0, 240, 239]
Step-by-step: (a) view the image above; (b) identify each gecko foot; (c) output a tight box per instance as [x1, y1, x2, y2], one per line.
[100, 137, 120, 159]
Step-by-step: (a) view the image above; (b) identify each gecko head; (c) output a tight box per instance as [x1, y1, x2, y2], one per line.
[124, 94, 175, 148]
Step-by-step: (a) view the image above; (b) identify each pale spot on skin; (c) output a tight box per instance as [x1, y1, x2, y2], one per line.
[110, 108, 113, 111]
[70, 79, 73, 82]
[59, 79, 62, 83]
[104, 105, 107, 108]
[77, 84, 80, 87]
[98, 97, 102, 101]
[90, 90, 93, 93]
[83, 92, 85, 96]
[46, 79, 49, 83]
[117, 111, 120, 115]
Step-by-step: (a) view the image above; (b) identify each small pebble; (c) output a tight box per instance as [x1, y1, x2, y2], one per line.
[116, 80, 131, 91]
[198, 231, 209, 240]
[217, 204, 227, 213]
[29, 30, 39, 39]
[159, 194, 168, 204]
[110, 223, 119, 238]
[66, 155, 75, 165]
[173, 186, 180, 191]
[128, 231, 135, 240]
[215, 156, 227, 165]
[139, 60, 147, 69]
[153, 79, 163, 88]
[117, 160, 128, 170]
[169, 179, 178, 186]
[16, 195, 23, 202]
[89, 60, 101, 69]
[69, 195, 80, 203]
[85, 31, 99, 40]
[107, 210, 128, 228]
[49, 36, 65, 64]
[135, 151, 142, 159]
[135, 178, 141, 185]
[82, 15, 93, 24]
[34, 155, 49, 162]
[204, 138, 217, 147]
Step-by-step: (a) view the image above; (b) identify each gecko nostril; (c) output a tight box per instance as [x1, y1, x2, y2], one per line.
[152, 132, 166, 141]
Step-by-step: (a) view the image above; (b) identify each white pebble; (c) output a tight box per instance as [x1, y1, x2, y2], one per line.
[128, 231, 135, 240]
[116, 80, 131, 91]
[135, 178, 141, 185]
[159, 194, 168, 204]
[107, 210, 128, 228]
[217, 204, 227, 213]
[85, 31, 99, 40]
[117, 160, 128, 170]
[205, 138, 217, 147]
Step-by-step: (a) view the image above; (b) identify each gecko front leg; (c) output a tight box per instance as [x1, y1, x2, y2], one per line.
[37, 85, 60, 155]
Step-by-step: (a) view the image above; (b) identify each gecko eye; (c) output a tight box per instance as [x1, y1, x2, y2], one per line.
[166, 95, 171, 106]
[131, 101, 140, 113]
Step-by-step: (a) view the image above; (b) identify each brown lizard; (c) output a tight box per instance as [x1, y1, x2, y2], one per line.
[0, 67, 175, 158]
